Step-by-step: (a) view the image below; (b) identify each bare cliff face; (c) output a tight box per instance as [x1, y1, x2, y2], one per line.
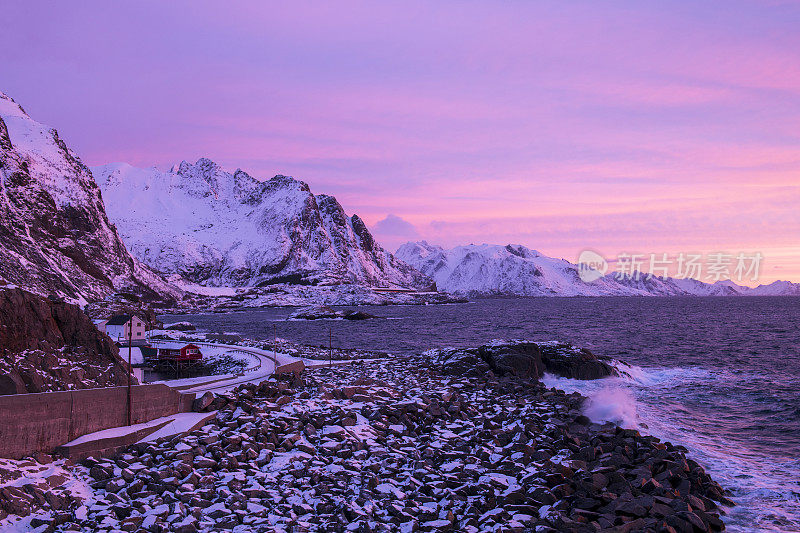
[0, 91, 179, 304]
[0, 287, 133, 395]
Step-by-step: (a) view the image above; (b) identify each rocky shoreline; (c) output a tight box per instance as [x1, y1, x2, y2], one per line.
[2, 342, 731, 532]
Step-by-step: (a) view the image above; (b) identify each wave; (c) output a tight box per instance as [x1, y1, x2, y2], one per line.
[583, 387, 639, 428]
[544, 361, 800, 532]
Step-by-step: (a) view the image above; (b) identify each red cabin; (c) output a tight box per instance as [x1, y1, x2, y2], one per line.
[157, 344, 203, 361]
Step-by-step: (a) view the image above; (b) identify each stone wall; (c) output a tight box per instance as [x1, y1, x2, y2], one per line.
[0, 384, 194, 459]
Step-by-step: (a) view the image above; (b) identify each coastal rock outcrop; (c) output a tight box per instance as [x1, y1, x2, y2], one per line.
[429, 340, 616, 381]
[289, 305, 382, 320]
[0, 287, 133, 394]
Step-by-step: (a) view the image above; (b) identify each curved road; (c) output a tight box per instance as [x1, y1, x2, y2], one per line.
[147, 339, 298, 394]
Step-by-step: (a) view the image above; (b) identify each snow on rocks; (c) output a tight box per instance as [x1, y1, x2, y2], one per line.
[0, 455, 90, 527]
[24, 352, 730, 532]
[289, 305, 382, 321]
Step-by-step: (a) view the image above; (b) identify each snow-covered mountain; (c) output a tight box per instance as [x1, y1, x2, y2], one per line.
[0, 92, 179, 304]
[396, 241, 800, 296]
[743, 280, 800, 296]
[94, 160, 431, 290]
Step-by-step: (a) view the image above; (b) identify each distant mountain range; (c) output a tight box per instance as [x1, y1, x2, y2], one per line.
[396, 242, 800, 296]
[1, 89, 797, 305]
[94, 160, 431, 290]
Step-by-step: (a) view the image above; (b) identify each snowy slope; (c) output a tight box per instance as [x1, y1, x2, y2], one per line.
[396, 242, 798, 296]
[395, 242, 630, 296]
[0, 91, 179, 303]
[743, 280, 800, 295]
[95, 160, 430, 289]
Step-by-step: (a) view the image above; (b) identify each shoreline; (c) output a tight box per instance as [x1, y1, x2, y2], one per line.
[2, 342, 731, 532]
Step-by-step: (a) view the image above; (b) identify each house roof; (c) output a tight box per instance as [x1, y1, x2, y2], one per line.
[106, 314, 132, 326]
[140, 346, 158, 358]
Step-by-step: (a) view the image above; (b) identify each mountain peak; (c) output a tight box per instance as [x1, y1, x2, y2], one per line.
[95, 163, 431, 289]
[0, 91, 27, 117]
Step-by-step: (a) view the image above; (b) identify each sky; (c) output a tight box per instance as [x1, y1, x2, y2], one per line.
[2, 1, 799, 284]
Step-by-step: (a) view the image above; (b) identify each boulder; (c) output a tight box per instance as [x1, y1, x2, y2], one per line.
[478, 341, 543, 379]
[429, 348, 490, 377]
[192, 392, 215, 412]
[427, 340, 615, 381]
[537, 342, 616, 379]
[289, 305, 340, 320]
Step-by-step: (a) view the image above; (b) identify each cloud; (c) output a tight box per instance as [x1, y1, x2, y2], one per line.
[374, 214, 419, 237]
[371, 214, 420, 251]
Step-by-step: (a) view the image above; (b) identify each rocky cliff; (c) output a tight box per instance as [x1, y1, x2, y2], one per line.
[0, 287, 133, 394]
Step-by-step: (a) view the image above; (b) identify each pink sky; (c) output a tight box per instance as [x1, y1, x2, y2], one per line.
[3, 1, 799, 284]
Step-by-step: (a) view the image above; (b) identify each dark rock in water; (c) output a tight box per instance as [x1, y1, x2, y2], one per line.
[427, 340, 615, 381]
[290, 305, 382, 320]
[478, 341, 544, 379]
[537, 341, 616, 380]
[164, 322, 196, 331]
[289, 305, 340, 320]
[342, 310, 380, 320]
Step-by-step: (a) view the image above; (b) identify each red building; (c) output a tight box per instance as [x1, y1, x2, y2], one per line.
[157, 344, 203, 362]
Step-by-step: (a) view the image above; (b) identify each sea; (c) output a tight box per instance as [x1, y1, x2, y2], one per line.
[162, 296, 800, 532]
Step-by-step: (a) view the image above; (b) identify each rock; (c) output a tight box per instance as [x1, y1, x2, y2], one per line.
[478, 341, 543, 378]
[289, 306, 381, 321]
[429, 348, 490, 376]
[45, 349, 726, 533]
[537, 341, 616, 379]
[192, 392, 215, 412]
[164, 322, 196, 331]
[342, 310, 380, 320]
[289, 305, 340, 320]
[0, 287, 134, 394]
[428, 340, 615, 381]
[0, 373, 27, 395]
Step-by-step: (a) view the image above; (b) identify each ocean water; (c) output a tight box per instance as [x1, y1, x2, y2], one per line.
[162, 296, 800, 532]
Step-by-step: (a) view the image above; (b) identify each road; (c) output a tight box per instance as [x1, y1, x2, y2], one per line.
[147, 339, 298, 394]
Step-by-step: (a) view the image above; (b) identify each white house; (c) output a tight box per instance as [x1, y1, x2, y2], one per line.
[104, 314, 147, 343]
